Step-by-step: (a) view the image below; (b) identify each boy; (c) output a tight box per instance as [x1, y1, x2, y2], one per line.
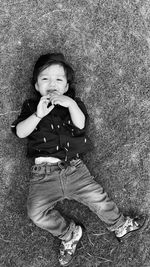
[11, 53, 145, 266]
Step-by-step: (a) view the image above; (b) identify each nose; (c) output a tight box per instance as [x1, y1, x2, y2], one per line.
[49, 80, 55, 86]
[47, 82, 57, 94]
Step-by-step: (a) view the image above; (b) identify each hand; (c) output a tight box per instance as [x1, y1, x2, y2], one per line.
[36, 96, 55, 118]
[49, 93, 74, 108]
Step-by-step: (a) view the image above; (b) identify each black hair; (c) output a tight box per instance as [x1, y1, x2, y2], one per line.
[32, 53, 76, 99]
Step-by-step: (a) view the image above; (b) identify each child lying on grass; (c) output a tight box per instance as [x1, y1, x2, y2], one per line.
[11, 53, 146, 266]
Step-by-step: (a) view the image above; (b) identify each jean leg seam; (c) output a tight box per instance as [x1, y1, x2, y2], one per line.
[71, 193, 123, 230]
[71, 194, 102, 217]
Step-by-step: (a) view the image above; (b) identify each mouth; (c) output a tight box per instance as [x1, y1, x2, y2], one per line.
[47, 89, 57, 95]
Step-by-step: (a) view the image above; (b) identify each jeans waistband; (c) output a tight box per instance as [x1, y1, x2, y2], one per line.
[31, 159, 82, 174]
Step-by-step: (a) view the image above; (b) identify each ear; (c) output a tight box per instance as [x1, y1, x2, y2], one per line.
[35, 82, 39, 92]
[64, 83, 69, 93]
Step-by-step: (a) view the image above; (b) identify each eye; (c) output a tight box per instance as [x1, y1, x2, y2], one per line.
[42, 78, 48, 80]
[57, 79, 63, 81]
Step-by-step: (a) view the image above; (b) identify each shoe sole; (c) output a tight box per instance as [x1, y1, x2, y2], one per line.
[59, 226, 83, 266]
[116, 216, 148, 242]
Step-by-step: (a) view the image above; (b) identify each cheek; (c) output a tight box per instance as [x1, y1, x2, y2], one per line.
[39, 82, 47, 89]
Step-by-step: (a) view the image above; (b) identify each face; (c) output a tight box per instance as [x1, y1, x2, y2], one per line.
[35, 64, 69, 96]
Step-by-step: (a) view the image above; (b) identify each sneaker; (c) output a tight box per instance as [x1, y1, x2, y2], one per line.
[115, 216, 146, 241]
[59, 225, 83, 266]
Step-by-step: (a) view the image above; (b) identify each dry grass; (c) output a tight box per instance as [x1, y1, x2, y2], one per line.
[1, 0, 150, 266]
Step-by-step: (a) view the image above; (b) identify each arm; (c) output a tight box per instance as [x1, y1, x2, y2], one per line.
[68, 100, 85, 129]
[16, 96, 54, 138]
[16, 113, 42, 138]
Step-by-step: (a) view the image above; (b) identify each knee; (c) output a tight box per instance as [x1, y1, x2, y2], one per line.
[27, 202, 42, 225]
[27, 207, 39, 224]
[27, 204, 55, 226]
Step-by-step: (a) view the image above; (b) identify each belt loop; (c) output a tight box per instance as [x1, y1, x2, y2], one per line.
[31, 163, 46, 174]
[58, 161, 69, 170]
[45, 164, 49, 174]
[46, 164, 54, 174]
[58, 161, 64, 170]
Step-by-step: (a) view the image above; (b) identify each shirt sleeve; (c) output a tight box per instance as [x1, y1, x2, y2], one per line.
[11, 100, 33, 136]
[65, 97, 90, 136]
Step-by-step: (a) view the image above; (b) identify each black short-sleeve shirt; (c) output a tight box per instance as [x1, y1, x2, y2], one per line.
[11, 97, 93, 161]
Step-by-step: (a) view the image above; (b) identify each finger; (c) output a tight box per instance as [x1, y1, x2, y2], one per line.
[41, 100, 50, 107]
[49, 96, 56, 103]
[53, 100, 62, 106]
[40, 97, 51, 104]
[49, 94, 60, 100]
[48, 104, 55, 112]
[40, 96, 51, 102]
[46, 104, 55, 114]
[50, 97, 59, 105]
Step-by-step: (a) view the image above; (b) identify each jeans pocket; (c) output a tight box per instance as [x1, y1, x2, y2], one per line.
[72, 159, 83, 168]
[75, 161, 94, 179]
[75, 160, 87, 171]
[67, 160, 85, 176]
[31, 173, 47, 183]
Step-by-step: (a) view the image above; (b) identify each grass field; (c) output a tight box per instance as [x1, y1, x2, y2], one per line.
[1, 0, 150, 266]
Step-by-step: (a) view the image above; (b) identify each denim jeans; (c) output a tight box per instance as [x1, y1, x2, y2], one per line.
[27, 159, 125, 240]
